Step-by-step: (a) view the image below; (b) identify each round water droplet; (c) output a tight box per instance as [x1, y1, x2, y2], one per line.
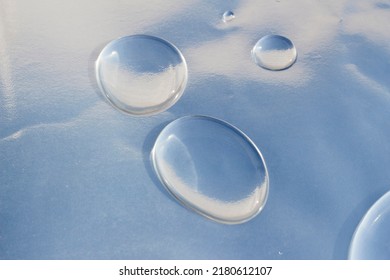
[251, 35, 297, 71]
[152, 115, 269, 224]
[222, 11, 235, 22]
[349, 192, 390, 259]
[96, 35, 188, 116]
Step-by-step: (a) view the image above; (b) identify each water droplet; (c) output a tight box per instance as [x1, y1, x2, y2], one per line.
[251, 35, 297, 71]
[222, 11, 235, 22]
[151, 115, 269, 224]
[96, 35, 188, 116]
[349, 191, 390, 259]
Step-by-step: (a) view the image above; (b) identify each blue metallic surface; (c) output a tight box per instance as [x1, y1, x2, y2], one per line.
[0, 0, 389, 259]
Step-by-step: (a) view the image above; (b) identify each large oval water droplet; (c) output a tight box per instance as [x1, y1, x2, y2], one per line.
[251, 35, 297, 71]
[349, 191, 390, 259]
[151, 115, 269, 224]
[96, 35, 188, 116]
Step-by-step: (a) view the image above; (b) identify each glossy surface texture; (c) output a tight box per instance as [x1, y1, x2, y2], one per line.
[1, 0, 390, 259]
[96, 35, 187, 115]
[349, 192, 390, 259]
[152, 116, 269, 224]
[251, 35, 297, 70]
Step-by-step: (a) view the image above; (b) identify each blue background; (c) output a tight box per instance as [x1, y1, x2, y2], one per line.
[0, 0, 389, 259]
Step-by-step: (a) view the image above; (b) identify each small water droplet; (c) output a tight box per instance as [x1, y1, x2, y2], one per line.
[96, 35, 188, 116]
[152, 115, 269, 224]
[222, 11, 235, 22]
[251, 35, 297, 71]
[349, 191, 390, 259]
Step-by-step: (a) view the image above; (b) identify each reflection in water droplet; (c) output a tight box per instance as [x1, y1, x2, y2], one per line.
[222, 11, 235, 22]
[251, 35, 297, 71]
[349, 192, 390, 259]
[96, 35, 188, 116]
[152, 115, 269, 224]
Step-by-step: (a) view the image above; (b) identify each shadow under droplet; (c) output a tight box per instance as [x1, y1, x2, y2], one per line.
[142, 119, 178, 204]
[88, 40, 113, 104]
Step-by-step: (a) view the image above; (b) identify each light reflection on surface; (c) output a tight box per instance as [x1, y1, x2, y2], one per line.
[349, 192, 390, 259]
[0, 0, 389, 259]
[152, 116, 269, 224]
[0, 2, 16, 119]
[96, 35, 188, 115]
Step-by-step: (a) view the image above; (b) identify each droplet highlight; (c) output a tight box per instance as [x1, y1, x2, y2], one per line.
[251, 35, 297, 71]
[152, 115, 269, 224]
[222, 11, 235, 22]
[96, 35, 188, 116]
[349, 191, 390, 259]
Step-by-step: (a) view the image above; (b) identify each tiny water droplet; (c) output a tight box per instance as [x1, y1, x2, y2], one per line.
[152, 116, 269, 224]
[222, 11, 235, 22]
[96, 35, 188, 116]
[349, 192, 390, 259]
[251, 35, 297, 71]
